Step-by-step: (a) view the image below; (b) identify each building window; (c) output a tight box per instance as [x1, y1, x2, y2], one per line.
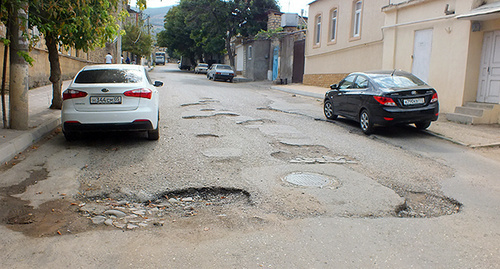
[315, 14, 321, 45]
[248, 45, 252, 60]
[330, 8, 338, 42]
[352, 1, 362, 38]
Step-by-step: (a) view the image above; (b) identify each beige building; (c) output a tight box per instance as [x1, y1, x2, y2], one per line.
[305, 0, 500, 124]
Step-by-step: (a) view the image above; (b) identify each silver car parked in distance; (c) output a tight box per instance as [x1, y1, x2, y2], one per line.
[207, 64, 235, 83]
[194, 63, 209, 74]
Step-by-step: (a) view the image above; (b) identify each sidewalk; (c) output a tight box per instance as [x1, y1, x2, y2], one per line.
[1, 81, 499, 165]
[0, 81, 70, 164]
[271, 83, 500, 148]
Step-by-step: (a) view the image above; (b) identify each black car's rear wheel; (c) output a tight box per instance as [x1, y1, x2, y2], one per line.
[415, 121, 431, 130]
[323, 100, 338, 120]
[360, 109, 374, 135]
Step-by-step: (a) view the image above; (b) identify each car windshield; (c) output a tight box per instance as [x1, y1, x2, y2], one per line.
[74, 69, 143, 83]
[371, 74, 426, 89]
[198, 64, 208, 67]
[217, 65, 232, 70]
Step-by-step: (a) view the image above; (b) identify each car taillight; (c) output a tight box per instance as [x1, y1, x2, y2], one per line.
[124, 88, 152, 99]
[216, 72, 221, 75]
[63, 89, 87, 100]
[430, 93, 438, 103]
[373, 96, 396, 106]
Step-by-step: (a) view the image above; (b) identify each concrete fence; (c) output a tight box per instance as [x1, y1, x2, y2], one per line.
[0, 46, 94, 90]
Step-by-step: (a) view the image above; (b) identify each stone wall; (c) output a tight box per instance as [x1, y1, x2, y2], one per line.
[28, 48, 93, 89]
[303, 73, 350, 88]
[0, 45, 100, 90]
[267, 11, 282, 31]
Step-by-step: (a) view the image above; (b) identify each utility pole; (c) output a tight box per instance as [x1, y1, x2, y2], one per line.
[9, 2, 29, 130]
[117, 0, 122, 63]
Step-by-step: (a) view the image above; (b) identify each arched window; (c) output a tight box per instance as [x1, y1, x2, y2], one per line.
[352, 1, 362, 38]
[315, 14, 322, 45]
[330, 8, 338, 42]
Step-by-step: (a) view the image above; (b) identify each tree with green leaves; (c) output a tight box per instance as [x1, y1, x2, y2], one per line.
[28, 0, 124, 109]
[157, 5, 198, 64]
[122, 22, 153, 62]
[157, 0, 279, 67]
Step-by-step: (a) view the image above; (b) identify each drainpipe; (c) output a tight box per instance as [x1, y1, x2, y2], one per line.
[381, 14, 457, 29]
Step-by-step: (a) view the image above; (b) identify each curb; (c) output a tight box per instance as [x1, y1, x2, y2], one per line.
[269, 85, 500, 148]
[0, 117, 61, 164]
[424, 129, 500, 148]
[271, 86, 324, 99]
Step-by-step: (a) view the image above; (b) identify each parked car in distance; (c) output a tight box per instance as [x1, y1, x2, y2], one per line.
[194, 63, 209, 74]
[207, 64, 235, 82]
[61, 64, 164, 141]
[323, 70, 439, 134]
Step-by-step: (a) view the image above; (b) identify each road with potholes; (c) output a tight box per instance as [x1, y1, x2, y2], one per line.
[0, 64, 499, 268]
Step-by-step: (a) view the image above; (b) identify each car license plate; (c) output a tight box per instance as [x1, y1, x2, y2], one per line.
[90, 96, 122, 104]
[403, 98, 425, 106]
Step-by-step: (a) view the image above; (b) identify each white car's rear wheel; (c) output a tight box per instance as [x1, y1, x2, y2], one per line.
[147, 112, 160, 140]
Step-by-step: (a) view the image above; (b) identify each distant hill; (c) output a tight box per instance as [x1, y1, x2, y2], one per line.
[131, 6, 172, 36]
[143, 6, 172, 27]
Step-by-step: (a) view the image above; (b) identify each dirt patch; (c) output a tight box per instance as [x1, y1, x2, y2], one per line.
[0, 168, 92, 237]
[6, 199, 92, 237]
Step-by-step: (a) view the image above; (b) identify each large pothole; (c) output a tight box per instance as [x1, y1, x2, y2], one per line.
[396, 191, 461, 218]
[1, 183, 254, 237]
[76, 187, 253, 231]
[271, 144, 357, 164]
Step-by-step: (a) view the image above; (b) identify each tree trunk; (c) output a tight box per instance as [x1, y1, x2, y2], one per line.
[8, 3, 29, 130]
[1, 24, 9, 128]
[226, 34, 235, 69]
[46, 35, 63, 110]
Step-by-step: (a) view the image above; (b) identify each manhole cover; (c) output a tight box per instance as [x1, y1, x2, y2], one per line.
[284, 172, 334, 188]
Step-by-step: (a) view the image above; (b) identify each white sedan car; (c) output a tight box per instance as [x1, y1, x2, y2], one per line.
[207, 64, 235, 82]
[61, 64, 163, 141]
[194, 63, 209, 74]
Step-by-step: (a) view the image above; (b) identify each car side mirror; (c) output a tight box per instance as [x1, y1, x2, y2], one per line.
[330, 84, 338, 90]
[154, 81, 163, 87]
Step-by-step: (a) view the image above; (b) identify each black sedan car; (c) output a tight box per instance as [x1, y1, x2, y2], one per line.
[323, 70, 439, 134]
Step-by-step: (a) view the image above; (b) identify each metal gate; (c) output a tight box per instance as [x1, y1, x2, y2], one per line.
[272, 46, 279, 81]
[292, 40, 305, 83]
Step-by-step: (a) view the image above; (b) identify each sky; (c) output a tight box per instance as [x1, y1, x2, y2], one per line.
[131, 0, 311, 16]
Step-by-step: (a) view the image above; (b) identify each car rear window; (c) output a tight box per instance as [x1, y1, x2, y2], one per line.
[198, 64, 208, 67]
[217, 65, 232, 70]
[372, 74, 426, 89]
[74, 69, 143, 83]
